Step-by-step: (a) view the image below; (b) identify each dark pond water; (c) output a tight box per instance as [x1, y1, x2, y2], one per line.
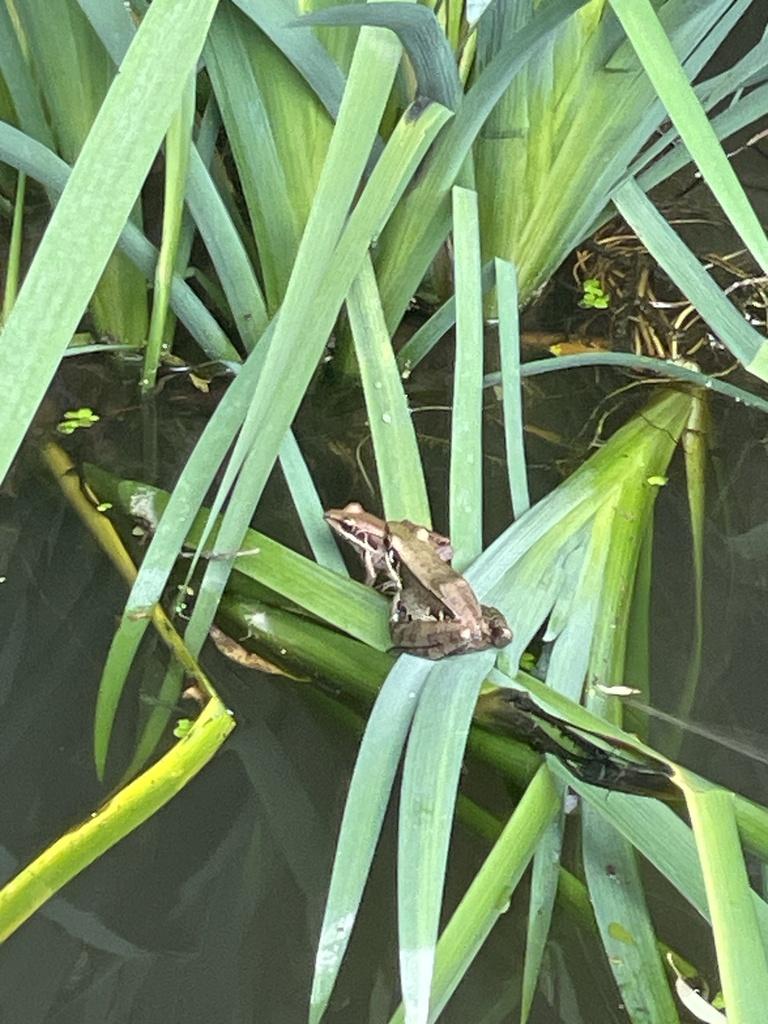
[1, 354, 767, 1024]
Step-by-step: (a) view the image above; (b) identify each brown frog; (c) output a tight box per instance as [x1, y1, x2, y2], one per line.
[324, 503, 512, 659]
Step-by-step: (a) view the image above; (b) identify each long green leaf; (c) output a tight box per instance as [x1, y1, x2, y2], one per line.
[346, 256, 431, 523]
[495, 258, 529, 518]
[582, 803, 679, 1023]
[0, 0, 223, 484]
[375, 0, 589, 330]
[398, 654, 493, 1024]
[684, 782, 768, 1024]
[613, 178, 768, 381]
[609, 0, 768, 278]
[296, 3, 461, 109]
[309, 657, 434, 1024]
[449, 186, 484, 568]
[0, 122, 241, 362]
[206, 3, 302, 309]
[389, 766, 561, 1024]
[0, 695, 234, 943]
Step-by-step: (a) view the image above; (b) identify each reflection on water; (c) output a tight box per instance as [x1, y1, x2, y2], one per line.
[1, 363, 767, 1023]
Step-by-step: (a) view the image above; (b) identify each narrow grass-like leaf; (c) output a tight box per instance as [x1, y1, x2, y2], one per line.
[142, 73, 196, 391]
[609, 0, 768, 278]
[278, 431, 348, 574]
[398, 653, 493, 1024]
[297, 3, 461, 109]
[0, 0, 223, 484]
[0, 693, 234, 944]
[521, 801, 566, 1024]
[309, 658, 434, 1024]
[375, 0, 589, 330]
[612, 178, 768, 381]
[0, 1, 54, 149]
[449, 186, 484, 568]
[14, 0, 149, 344]
[0, 123, 241, 363]
[1, 172, 24, 321]
[582, 802, 679, 1023]
[551, 768, 768, 945]
[232, 0, 347, 121]
[495, 257, 529, 518]
[484, 350, 768, 419]
[347, 256, 431, 523]
[389, 766, 561, 1024]
[186, 145, 268, 349]
[683, 782, 768, 1024]
[669, 393, 708, 746]
[206, 3, 301, 309]
[395, 261, 495, 373]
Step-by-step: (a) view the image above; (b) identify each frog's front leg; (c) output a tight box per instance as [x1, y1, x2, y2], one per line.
[480, 605, 513, 648]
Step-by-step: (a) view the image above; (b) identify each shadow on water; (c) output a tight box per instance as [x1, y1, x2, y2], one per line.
[2, 353, 768, 1024]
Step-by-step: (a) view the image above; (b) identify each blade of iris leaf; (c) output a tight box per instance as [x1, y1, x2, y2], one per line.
[682, 781, 768, 1024]
[484, 351, 768, 418]
[0, 1, 54, 150]
[608, 0, 768, 278]
[469, 390, 694, 597]
[309, 657, 434, 1024]
[346, 255, 431, 523]
[93, 335, 272, 776]
[75, 0, 269, 343]
[142, 72, 196, 391]
[297, 2, 462, 109]
[555, 768, 768, 946]
[186, 146, 268, 348]
[277, 431, 348, 574]
[206, 3, 302, 310]
[395, 261, 496, 373]
[0, 692, 234, 944]
[521, 799, 566, 1024]
[374, 0, 589, 332]
[581, 801, 680, 1023]
[231, 0, 346, 120]
[668, 394, 708, 751]
[388, 765, 561, 1024]
[14, 0, 148, 346]
[495, 257, 529, 518]
[612, 179, 768, 381]
[180, 96, 451, 661]
[398, 652, 494, 1024]
[449, 186, 483, 568]
[0, 128, 239, 367]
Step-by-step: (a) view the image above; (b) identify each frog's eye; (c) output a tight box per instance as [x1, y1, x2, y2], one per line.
[415, 527, 430, 542]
